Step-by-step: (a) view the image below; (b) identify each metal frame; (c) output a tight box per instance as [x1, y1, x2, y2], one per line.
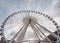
[0, 10, 60, 43]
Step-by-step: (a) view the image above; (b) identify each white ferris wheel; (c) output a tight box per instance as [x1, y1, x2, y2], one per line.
[0, 10, 60, 43]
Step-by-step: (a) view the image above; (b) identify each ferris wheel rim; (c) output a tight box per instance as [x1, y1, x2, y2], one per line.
[0, 10, 60, 43]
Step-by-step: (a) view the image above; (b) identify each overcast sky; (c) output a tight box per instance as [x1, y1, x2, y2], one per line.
[0, 0, 60, 26]
[0, 0, 60, 41]
[0, 0, 60, 27]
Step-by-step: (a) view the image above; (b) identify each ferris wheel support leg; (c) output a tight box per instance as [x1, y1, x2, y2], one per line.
[35, 22, 60, 41]
[31, 24, 43, 41]
[35, 25, 52, 43]
[9, 25, 25, 43]
[31, 23, 43, 40]
[16, 24, 28, 42]
[31, 23, 52, 43]
[9, 24, 28, 43]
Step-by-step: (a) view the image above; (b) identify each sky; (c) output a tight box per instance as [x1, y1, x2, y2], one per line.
[0, 0, 60, 26]
[0, 0, 60, 27]
[0, 0, 60, 41]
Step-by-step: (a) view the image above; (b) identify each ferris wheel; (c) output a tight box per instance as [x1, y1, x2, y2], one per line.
[0, 10, 60, 43]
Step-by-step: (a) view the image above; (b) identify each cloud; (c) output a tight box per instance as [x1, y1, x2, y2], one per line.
[0, 0, 53, 26]
[44, 0, 60, 26]
[0, 0, 60, 41]
[46, 0, 60, 17]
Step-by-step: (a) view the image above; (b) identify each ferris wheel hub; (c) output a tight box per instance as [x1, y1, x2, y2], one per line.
[22, 16, 37, 25]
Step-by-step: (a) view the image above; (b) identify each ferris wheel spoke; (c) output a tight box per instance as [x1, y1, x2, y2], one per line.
[32, 23, 52, 43]
[31, 23, 44, 40]
[16, 24, 28, 42]
[9, 24, 27, 43]
[35, 22, 60, 40]
[9, 21, 29, 43]
[2, 10, 60, 43]
[31, 24, 41, 40]
[4, 22, 23, 32]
